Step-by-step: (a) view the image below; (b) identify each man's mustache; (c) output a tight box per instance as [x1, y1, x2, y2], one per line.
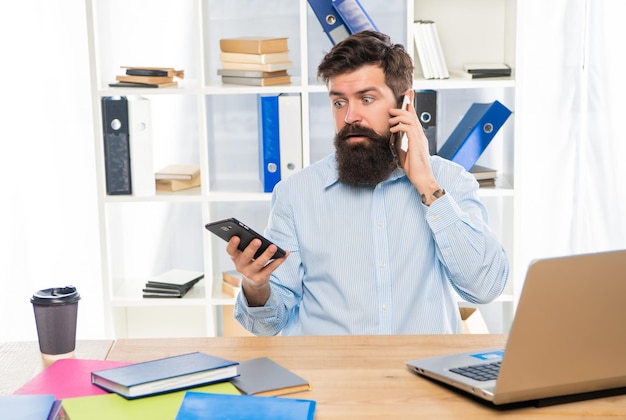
[337, 124, 380, 142]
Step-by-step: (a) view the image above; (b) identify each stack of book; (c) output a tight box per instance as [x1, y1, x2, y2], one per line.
[459, 63, 512, 79]
[221, 270, 243, 298]
[155, 163, 200, 192]
[142, 269, 204, 299]
[218, 36, 293, 86]
[109, 66, 184, 88]
[412, 20, 449, 79]
[470, 164, 497, 187]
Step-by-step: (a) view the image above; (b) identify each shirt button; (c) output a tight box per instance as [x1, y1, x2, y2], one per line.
[382, 304, 388, 311]
[377, 220, 383, 227]
[430, 215, 438, 222]
[379, 262, 385, 268]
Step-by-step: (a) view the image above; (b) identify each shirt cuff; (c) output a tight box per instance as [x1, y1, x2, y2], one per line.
[424, 192, 463, 233]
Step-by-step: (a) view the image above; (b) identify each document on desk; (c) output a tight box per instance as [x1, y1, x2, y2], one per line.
[61, 382, 239, 420]
[14, 358, 130, 399]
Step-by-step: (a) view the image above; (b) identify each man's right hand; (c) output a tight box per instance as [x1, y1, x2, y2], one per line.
[226, 236, 289, 307]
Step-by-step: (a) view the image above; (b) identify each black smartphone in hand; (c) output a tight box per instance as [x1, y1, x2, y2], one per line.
[205, 218, 287, 260]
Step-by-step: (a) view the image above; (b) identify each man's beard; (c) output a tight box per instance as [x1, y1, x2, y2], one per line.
[334, 124, 397, 186]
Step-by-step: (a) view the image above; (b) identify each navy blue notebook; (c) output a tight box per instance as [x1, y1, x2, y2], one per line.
[91, 352, 239, 399]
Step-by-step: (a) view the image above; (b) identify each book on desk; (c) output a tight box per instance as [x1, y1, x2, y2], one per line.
[91, 352, 238, 399]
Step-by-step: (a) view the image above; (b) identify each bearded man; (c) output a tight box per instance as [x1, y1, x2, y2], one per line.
[228, 31, 509, 336]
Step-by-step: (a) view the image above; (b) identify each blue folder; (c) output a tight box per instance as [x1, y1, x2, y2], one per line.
[258, 95, 282, 193]
[308, 0, 377, 45]
[437, 100, 512, 171]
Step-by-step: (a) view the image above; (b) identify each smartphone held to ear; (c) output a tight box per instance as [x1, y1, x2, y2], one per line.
[399, 95, 411, 152]
[205, 218, 287, 260]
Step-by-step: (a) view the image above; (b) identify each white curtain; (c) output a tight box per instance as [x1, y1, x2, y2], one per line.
[516, 0, 626, 285]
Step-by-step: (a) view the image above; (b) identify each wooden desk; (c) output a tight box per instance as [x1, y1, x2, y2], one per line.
[107, 335, 626, 419]
[0, 340, 113, 395]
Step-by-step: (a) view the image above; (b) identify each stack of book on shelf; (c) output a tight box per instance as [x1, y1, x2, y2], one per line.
[218, 36, 293, 86]
[155, 163, 200, 192]
[142, 269, 204, 299]
[109, 66, 184, 88]
[221, 270, 243, 298]
[412, 20, 449, 79]
[458, 63, 512, 79]
[470, 164, 497, 187]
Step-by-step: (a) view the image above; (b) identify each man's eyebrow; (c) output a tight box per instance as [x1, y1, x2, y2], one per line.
[328, 87, 380, 98]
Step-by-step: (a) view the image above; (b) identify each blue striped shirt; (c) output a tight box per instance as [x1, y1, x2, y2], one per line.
[234, 154, 509, 335]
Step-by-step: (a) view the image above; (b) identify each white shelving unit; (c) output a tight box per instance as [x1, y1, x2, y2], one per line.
[86, 0, 519, 338]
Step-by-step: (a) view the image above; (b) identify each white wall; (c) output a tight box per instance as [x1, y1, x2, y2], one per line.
[0, 1, 105, 341]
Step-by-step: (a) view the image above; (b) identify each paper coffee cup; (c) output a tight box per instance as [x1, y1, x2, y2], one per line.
[31, 286, 81, 361]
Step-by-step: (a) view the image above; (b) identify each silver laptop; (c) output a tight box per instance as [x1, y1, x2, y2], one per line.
[406, 249, 626, 406]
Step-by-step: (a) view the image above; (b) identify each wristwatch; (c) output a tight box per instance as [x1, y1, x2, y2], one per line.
[421, 188, 445, 206]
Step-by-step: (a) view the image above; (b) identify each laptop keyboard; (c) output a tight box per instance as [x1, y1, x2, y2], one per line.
[450, 361, 501, 381]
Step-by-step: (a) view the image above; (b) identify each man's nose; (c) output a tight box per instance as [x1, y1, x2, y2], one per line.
[344, 104, 362, 124]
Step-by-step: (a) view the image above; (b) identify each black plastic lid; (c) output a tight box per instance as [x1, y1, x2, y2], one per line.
[31, 286, 81, 305]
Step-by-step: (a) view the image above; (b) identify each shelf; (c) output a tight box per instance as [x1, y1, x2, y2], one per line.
[87, 0, 519, 338]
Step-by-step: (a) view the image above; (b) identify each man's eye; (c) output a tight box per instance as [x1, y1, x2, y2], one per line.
[362, 97, 374, 104]
[333, 100, 346, 108]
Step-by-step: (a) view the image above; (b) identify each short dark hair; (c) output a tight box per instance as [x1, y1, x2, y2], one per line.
[317, 30, 414, 103]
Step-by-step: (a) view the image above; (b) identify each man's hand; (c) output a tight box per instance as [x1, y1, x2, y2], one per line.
[389, 96, 443, 204]
[226, 236, 289, 306]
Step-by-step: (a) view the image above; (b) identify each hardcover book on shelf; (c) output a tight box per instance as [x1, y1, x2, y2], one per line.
[469, 164, 497, 181]
[116, 75, 174, 85]
[219, 51, 291, 64]
[91, 352, 239, 399]
[155, 164, 201, 192]
[110, 66, 183, 88]
[220, 60, 293, 72]
[155, 177, 200, 192]
[453, 71, 511, 80]
[222, 270, 243, 287]
[155, 164, 200, 180]
[121, 66, 185, 79]
[175, 392, 316, 420]
[221, 75, 291, 87]
[109, 81, 179, 88]
[463, 63, 511, 75]
[143, 269, 203, 299]
[217, 69, 288, 78]
[230, 357, 311, 397]
[219, 37, 288, 55]
[221, 280, 240, 298]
